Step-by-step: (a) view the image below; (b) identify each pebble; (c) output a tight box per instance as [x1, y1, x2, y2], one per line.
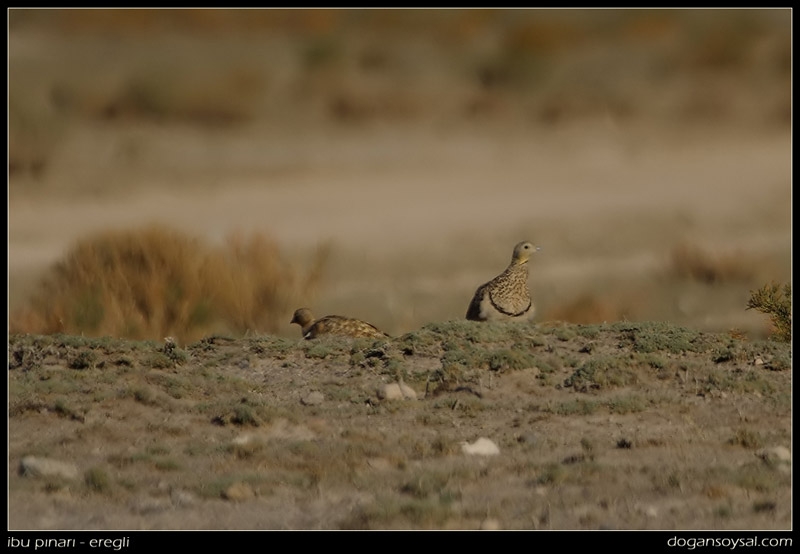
[398, 382, 418, 400]
[19, 456, 79, 480]
[378, 382, 417, 400]
[461, 437, 500, 456]
[301, 391, 324, 406]
[170, 488, 197, 507]
[378, 383, 402, 400]
[222, 482, 255, 501]
[756, 446, 791, 464]
[129, 497, 171, 515]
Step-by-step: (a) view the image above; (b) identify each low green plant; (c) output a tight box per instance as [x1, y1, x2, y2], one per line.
[616, 321, 710, 354]
[564, 356, 638, 391]
[53, 398, 83, 421]
[550, 399, 599, 416]
[84, 467, 112, 493]
[728, 428, 763, 449]
[607, 394, 648, 414]
[536, 463, 568, 485]
[153, 458, 182, 471]
[231, 404, 260, 426]
[487, 348, 536, 372]
[68, 349, 97, 370]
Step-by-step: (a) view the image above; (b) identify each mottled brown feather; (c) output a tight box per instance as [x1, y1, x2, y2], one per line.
[291, 308, 389, 339]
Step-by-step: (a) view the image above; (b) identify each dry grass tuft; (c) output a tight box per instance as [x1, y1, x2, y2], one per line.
[667, 241, 756, 284]
[9, 225, 327, 343]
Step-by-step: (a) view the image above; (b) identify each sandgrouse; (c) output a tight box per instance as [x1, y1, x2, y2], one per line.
[466, 241, 540, 322]
[291, 308, 389, 340]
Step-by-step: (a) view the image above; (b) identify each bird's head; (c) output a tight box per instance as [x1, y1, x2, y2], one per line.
[512, 241, 540, 265]
[291, 308, 314, 326]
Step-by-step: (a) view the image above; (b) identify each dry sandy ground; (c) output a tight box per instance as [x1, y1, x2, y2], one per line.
[7, 321, 793, 531]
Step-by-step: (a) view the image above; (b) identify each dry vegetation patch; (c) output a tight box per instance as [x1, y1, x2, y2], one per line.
[667, 241, 758, 285]
[9, 225, 328, 344]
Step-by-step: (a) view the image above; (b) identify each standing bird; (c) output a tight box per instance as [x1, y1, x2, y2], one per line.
[290, 308, 390, 340]
[466, 241, 540, 322]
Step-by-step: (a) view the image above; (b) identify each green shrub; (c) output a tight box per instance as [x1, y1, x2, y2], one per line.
[747, 282, 791, 342]
[84, 467, 112, 493]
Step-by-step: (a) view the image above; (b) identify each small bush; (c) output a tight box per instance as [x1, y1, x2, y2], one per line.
[231, 404, 260, 427]
[68, 349, 97, 370]
[9, 225, 328, 343]
[53, 398, 82, 421]
[487, 348, 536, 372]
[84, 467, 112, 493]
[616, 321, 710, 354]
[728, 428, 763, 449]
[747, 282, 791, 342]
[564, 356, 637, 391]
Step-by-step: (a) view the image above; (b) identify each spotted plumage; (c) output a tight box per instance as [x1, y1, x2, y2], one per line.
[466, 241, 539, 322]
[290, 308, 389, 340]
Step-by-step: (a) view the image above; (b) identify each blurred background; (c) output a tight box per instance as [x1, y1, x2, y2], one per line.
[8, 8, 791, 343]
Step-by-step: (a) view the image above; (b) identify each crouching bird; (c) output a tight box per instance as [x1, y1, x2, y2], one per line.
[291, 308, 390, 339]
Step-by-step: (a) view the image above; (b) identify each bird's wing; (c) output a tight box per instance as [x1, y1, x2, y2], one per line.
[361, 321, 388, 337]
[309, 316, 388, 338]
[466, 283, 489, 320]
